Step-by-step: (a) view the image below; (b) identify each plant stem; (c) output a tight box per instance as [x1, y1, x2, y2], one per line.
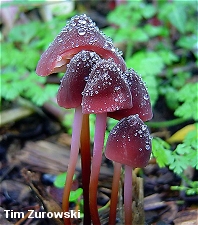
[62, 106, 83, 225]
[125, 40, 133, 61]
[80, 114, 91, 225]
[146, 117, 187, 128]
[89, 113, 107, 225]
[109, 162, 122, 225]
[124, 165, 133, 225]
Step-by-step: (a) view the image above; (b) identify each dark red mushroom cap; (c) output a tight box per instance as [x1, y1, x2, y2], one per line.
[105, 114, 151, 168]
[82, 59, 132, 114]
[57, 50, 101, 109]
[36, 14, 126, 76]
[108, 69, 153, 121]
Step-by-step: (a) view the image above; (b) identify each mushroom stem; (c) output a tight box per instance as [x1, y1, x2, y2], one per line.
[80, 114, 91, 225]
[124, 165, 133, 225]
[62, 106, 83, 225]
[109, 162, 122, 225]
[89, 112, 107, 225]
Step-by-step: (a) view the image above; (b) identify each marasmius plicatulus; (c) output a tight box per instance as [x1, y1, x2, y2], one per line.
[105, 114, 152, 225]
[36, 14, 152, 225]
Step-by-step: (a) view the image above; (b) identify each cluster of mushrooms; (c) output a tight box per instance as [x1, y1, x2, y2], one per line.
[36, 14, 152, 225]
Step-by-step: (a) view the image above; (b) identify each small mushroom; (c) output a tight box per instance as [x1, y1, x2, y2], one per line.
[105, 114, 152, 225]
[82, 58, 132, 114]
[57, 50, 101, 109]
[36, 14, 126, 76]
[81, 58, 132, 224]
[108, 69, 153, 121]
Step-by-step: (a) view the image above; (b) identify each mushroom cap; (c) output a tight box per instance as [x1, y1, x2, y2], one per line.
[82, 59, 132, 114]
[108, 69, 153, 121]
[36, 14, 126, 76]
[105, 114, 151, 168]
[57, 50, 101, 109]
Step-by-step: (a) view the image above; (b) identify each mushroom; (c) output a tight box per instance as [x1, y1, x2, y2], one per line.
[104, 68, 152, 225]
[81, 58, 132, 224]
[57, 50, 101, 225]
[36, 14, 128, 225]
[108, 68, 153, 122]
[36, 14, 126, 77]
[36, 14, 152, 225]
[57, 50, 101, 109]
[105, 115, 152, 225]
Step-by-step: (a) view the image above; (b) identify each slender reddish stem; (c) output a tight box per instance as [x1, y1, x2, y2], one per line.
[109, 162, 122, 225]
[124, 165, 133, 225]
[62, 106, 83, 225]
[80, 114, 91, 225]
[89, 113, 107, 225]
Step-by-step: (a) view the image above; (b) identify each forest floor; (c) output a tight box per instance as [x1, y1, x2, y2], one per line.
[1, 1, 197, 225]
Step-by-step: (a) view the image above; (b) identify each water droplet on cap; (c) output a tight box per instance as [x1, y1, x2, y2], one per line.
[145, 145, 150, 150]
[141, 124, 147, 131]
[78, 28, 86, 36]
[143, 94, 149, 100]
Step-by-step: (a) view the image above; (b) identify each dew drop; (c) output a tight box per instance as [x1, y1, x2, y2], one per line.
[114, 86, 121, 91]
[145, 145, 150, 150]
[84, 76, 89, 82]
[143, 94, 149, 100]
[78, 28, 86, 36]
[78, 19, 87, 25]
[141, 124, 147, 131]
[57, 55, 62, 61]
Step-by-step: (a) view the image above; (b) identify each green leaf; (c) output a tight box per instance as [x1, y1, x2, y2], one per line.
[144, 24, 169, 38]
[25, 84, 59, 106]
[22, 47, 40, 70]
[8, 21, 41, 44]
[158, 50, 179, 65]
[113, 28, 131, 43]
[126, 51, 164, 106]
[172, 72, 190, 89]
[126, 51, 164, 77]
[1, 42, 24, 68]
[159, 2, 187, 34]
[164, 86, 179, 110]
[175, 83, 198, 120]
[167, 4, 186, 33]
[1, 69, 28, 100]
[130, 28, 149, 42]
[177, 35, 197, 50]
[152, 138, 173, 167]
[141, 4, 156, 19]
[54, 172, 76, 189]
[171, 180, 198, 195]
[168, 127, 198, 175]
[169, 153, 189, 174]
[107, 5, 132, 27]
[69, 188, 83, 202]
[184, 125, 198, 149]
